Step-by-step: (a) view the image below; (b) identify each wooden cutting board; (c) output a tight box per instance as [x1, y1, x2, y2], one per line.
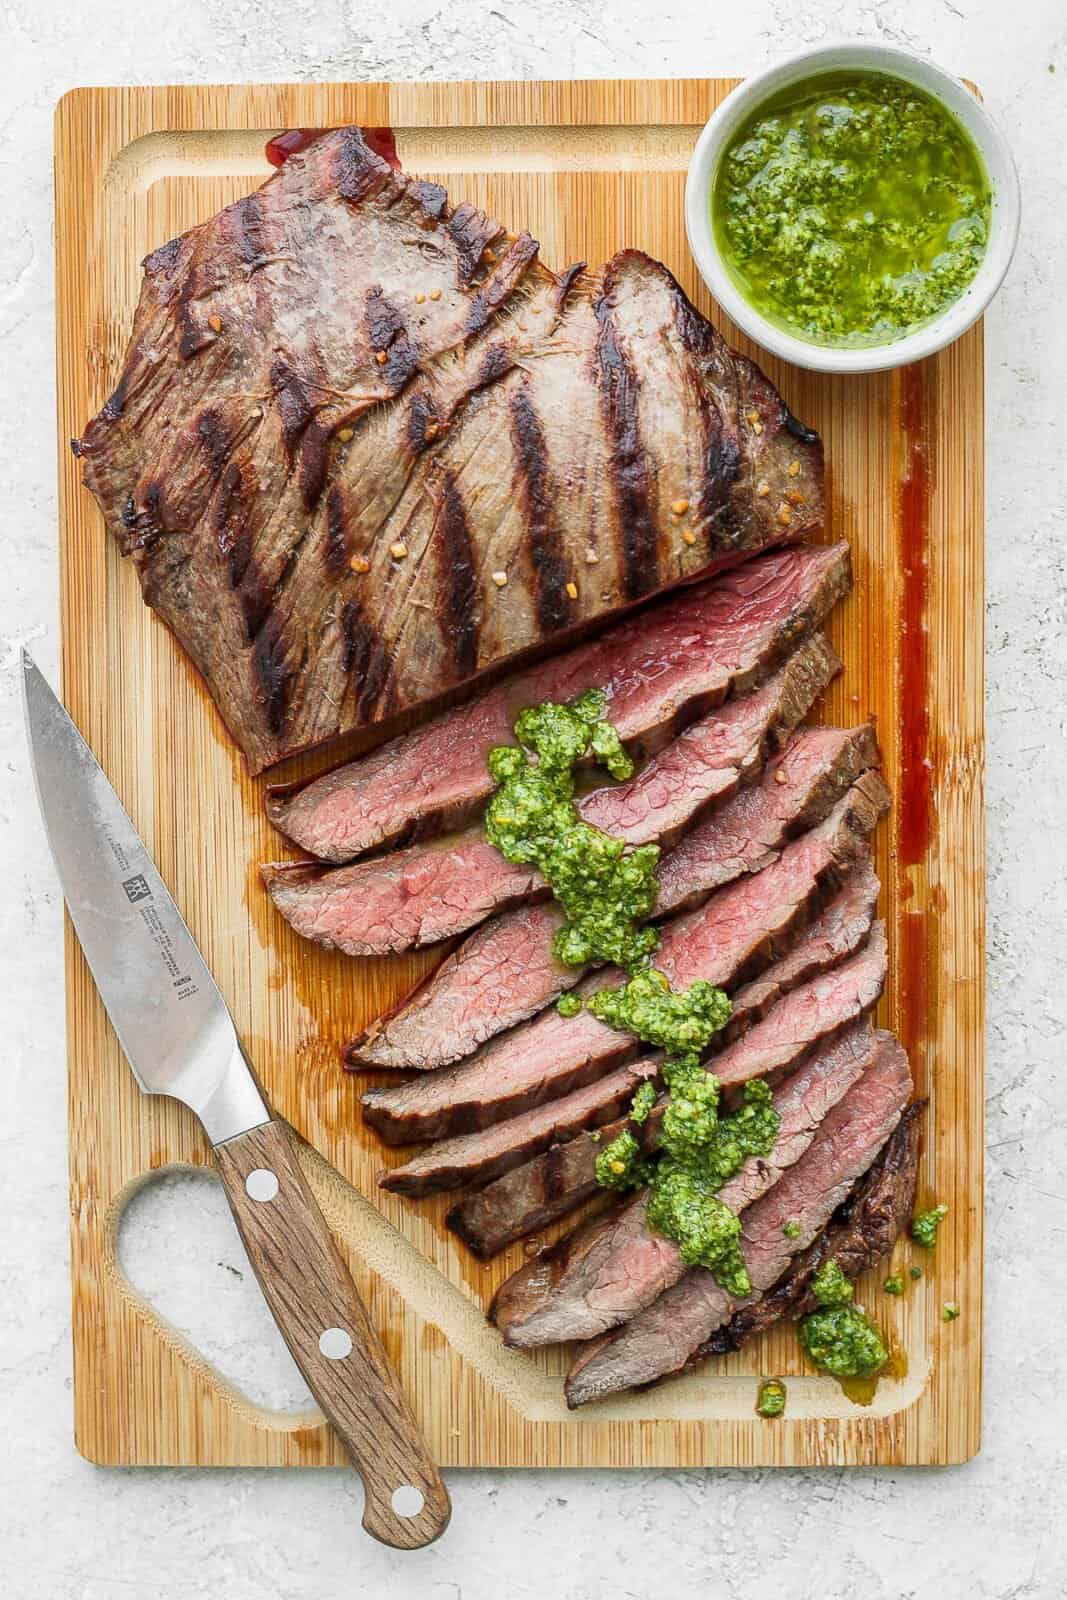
[54, 79, 983, 1469]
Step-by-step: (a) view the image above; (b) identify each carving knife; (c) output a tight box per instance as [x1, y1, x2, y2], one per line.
[22, 652, 451, 1549]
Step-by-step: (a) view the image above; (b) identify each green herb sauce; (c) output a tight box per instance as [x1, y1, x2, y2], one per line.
[942, 1301, 961, 1322]
[712, 70, 992, 348]
[883, 1276, 905, 1296]
[756, 1379, 787, 1419]
[800, 1256, 889, 1380]
[485, 690, 659, 971]
[911, 1202, 948, 1248]
[485, 691, 778, 1293]
[809, 1258, 854, 1307]
[909, 1265, 923, 1281]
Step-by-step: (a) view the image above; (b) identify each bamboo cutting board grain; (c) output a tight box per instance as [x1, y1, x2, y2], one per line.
[54, 80, 984, 1469]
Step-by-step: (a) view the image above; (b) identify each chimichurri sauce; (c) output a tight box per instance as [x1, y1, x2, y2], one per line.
[800, 1257, 889, 1380]
[712, 70, 992, 347]
[485, 691, 779, 1293]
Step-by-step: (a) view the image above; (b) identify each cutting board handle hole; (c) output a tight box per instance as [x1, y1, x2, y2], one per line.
[115, 1166, 321, 1416]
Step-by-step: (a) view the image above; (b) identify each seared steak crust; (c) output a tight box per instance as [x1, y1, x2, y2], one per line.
[76, 128, 823, 772]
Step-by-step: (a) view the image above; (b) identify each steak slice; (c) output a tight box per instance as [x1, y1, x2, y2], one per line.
[654, 723, 881, 918]
[268, 539, 846, 860]
[375, 906, 883, 1187]
[349, 727, 883, 1071]
[377, 1058, 661, 1197]
[563, 1033, 912, 1405]
[445, 867, 879, 1257]
[713, 921, 887, 1088]
[490, 1020, 881, 1349]
[359, 773, 889, 1158]
[701, 1100, 923, 1357]
[261, 633, 840, 956]
[724, 858, 879, 1038]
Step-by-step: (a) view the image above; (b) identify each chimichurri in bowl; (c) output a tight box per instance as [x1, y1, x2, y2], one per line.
[685, 44, 1019, 374]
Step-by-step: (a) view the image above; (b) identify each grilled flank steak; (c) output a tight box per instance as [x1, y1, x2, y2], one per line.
[350, 717, 881, 1073]
[445, 866, 881, 1259]
[75, 127, 823, 773]
[562, 1035, 912, 1406]
[260, 632, 840, 957]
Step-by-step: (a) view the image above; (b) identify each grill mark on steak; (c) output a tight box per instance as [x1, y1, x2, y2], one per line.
[509, 382, 570, 633]
[213, 460, 272, 636]
[296, 417, 331, 510]
[438, 470, 480, 681]
[445, 202, 505, 283]
[342, 598, 391, 722]
[562, 1035, 912, 1404]
[464, 233, 541, 336]
[325, 483, 350, 574]
[701, 1100, 924, 1358]
[593, 270, 659, 599]
[365, 285, 418, 392]
[197, 409, 233, 477]
[253, 617, 294, 736]
[333, 123, 395, 206]
[407, 390, 441, 455]
[271, 358, 318, 459]
[669, 282, 742, 548]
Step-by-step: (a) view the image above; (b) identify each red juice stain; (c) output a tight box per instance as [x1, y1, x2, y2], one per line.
[898, 362, 932, 869]
[897, 362, 934, 1069]
[265, 127, 400, 170]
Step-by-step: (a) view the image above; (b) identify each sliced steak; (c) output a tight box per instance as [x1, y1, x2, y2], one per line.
[446, 869, 880, 1257]
[702, 1100, 923, 1357]
[563, 1033, 912, 1405]
[349, 741, 886, 1073]
[725, 858, 879, 1037]
[359, 772, 889, 1170]
[447, 1124, 627, 1260]
[261, 634, 840, 956]
[267, 540, 847, 859]
[377, 1059, 661, 1196]
[491, 1020, 880, 1349]
[654, 722, 881, 917]
[713, 920, 887, 1088]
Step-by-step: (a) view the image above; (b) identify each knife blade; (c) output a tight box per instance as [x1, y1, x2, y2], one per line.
[23, 652, 450, 1548]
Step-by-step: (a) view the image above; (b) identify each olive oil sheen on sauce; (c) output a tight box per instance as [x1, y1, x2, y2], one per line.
[712, 70, 991, 347]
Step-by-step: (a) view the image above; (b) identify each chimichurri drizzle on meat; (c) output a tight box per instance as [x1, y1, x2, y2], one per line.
[485, 689, 779, 1294]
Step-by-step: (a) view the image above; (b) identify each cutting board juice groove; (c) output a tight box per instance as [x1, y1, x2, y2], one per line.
[55, 80, 982, 1468]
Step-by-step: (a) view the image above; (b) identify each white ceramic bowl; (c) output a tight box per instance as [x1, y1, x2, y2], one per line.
[685, 42, 1021, 374]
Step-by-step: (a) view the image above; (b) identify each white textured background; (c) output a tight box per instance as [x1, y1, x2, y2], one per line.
[2, 2, 1064, 1595]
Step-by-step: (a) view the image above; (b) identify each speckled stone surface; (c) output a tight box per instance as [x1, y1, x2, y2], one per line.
[2, 2, 1065, 1594]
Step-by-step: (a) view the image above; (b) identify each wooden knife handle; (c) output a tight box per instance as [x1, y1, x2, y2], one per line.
[213, 1118, 451, 1549]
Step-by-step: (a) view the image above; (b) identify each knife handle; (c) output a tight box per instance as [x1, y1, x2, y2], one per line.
[213, 1118, 451, 1549]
